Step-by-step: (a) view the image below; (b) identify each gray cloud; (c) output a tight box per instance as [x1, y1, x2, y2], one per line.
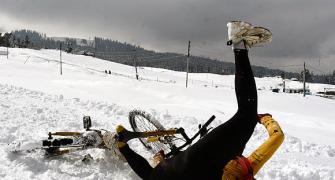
[0, 0, 335, 73]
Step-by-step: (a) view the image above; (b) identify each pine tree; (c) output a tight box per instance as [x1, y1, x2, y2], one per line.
[24, 35, 30, 48]
[0, 33, 4, 46]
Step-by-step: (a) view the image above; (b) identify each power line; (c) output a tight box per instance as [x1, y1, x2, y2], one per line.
[95, 50, 148, 55]
[143, 55, 186, 61]
[192, 46, 224, 55]
[160, 46, 189, 54]
[139, 53, 173, 60]
[271, 64, 302, 68]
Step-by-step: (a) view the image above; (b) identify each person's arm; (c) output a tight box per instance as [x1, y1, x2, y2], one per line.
[116, 125, 153, 179]
[248, 114, 284, 175]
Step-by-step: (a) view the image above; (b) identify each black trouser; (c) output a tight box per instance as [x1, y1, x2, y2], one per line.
[120, 49, 258, 180]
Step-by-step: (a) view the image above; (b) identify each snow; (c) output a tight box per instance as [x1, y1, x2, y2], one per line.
[1, 47, 335, 180]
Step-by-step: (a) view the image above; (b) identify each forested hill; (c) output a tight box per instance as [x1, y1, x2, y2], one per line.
[8, 30, 306, 80]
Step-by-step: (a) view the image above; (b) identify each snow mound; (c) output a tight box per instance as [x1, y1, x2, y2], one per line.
[0, 84, 334, 179]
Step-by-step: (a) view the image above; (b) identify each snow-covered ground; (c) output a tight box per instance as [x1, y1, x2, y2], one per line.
[1, 47, 335, 180]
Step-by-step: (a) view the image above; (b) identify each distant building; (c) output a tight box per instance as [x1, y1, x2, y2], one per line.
[75, 50, 95, 57]
[316, 88, 335, 99]
[284, 88, 310, 94]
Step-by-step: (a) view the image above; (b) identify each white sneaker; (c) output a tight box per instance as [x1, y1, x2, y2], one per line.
[227, 21, 272, 49]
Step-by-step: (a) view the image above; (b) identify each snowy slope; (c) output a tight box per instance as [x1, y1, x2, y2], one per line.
[1, 47, 335, 180]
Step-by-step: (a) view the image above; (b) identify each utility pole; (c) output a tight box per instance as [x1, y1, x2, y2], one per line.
[303, 62, 306, 97]
[186, 41, 191, 88]
[5, 36, 9, 59]
[318, 57, 320, 66]
[60, 43, 62, 75]
[282, 72, 286, 92]
[133, 49, 139, 80]
[94, 37, 96, 57]
[283, 79, 286, 93]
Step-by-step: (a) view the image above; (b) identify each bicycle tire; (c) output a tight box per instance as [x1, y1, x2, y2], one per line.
[128, 110, 175, 154]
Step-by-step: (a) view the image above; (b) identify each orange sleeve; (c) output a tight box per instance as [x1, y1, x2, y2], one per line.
[248, 115, 284, 175]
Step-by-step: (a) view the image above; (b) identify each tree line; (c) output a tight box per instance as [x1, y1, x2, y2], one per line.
[1, 29, 334, 85]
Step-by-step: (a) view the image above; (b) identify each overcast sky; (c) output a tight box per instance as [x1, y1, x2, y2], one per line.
[1, 0, 335, 74]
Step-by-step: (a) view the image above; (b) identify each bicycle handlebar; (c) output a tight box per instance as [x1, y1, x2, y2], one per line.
[166, 115, 216, 157]
[190, 115, 215, 141]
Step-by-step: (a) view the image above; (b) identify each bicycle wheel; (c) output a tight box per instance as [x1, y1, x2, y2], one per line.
[129, 110, 175, 154]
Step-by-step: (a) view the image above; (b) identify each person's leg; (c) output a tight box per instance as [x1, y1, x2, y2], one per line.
[199, 46, 258, 152]
[234, 47, 258, 116]
[116, 125, 154, 179]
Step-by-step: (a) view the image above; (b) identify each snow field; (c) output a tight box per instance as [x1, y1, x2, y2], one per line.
[1, 47, 335, 179]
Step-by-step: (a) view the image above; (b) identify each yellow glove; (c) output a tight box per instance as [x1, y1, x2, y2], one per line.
[116, 125, 127, 148]
[258, 113, 272, 124]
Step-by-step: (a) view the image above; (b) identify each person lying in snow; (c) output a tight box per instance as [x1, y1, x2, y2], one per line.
[115, 21, 284, 180]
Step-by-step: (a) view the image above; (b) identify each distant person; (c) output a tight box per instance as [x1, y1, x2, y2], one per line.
[115, 21, 284, 180]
